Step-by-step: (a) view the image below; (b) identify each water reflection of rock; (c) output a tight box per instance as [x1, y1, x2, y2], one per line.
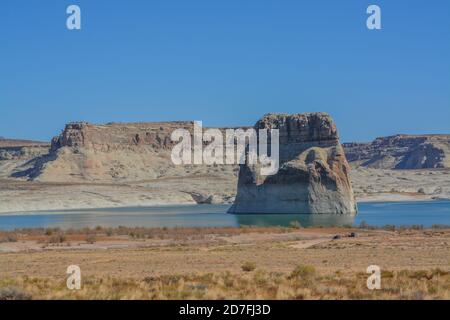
[234, 214, 355, 228]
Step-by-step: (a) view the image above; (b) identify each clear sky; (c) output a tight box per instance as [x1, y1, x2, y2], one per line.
[1, 0, 449, 142]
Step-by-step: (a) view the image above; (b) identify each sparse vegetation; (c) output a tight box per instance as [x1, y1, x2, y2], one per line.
[0, 226, 296, 243]
[289, 265, 316, 279]
[358, 221, 370, 229]
[1, 267, 449, 300]
[241, 262, 256, 272]
[48, 233, 66, 244]
[0, 234, 18, 243]
[1, 224, 449, 245]
[289, 221, 302, 229]
[0, 286, 32, 300]
[86, 234, 97, 244]
[1, 226, 450, 300]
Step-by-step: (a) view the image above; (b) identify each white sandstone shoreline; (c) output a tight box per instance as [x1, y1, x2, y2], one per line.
[1, 167, 449, 215]
[0, 194, 447, 216]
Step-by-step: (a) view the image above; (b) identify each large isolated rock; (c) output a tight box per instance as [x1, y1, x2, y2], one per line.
[228, 113, 357, 214]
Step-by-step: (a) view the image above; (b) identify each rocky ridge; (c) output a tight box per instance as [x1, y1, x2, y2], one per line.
[343, 134, 450, 169]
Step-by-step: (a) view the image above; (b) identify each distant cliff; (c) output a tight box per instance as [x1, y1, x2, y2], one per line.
[18, 121, 246, 184]
[0, 138, 48, 148]
[28, 121, 203, 182]
[0, 138, 49, 161]
[343, 135, 450, 169]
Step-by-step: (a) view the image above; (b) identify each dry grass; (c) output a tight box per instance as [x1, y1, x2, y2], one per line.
[1, 267, 449, 300]
[0, 233, 18, 243]
[2, 224, 449, 245]
[2, 227, 450, 300]
[241, 262, 256, 272]
[0, 225, 297, 243]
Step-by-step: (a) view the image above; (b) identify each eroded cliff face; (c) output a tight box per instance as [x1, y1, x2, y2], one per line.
[343, 135, 450, 169]
[228, 113, 357, 214]
[29, 121, 205, 182]
[49, 122, 188, 152]
[21, 121, 244, 185]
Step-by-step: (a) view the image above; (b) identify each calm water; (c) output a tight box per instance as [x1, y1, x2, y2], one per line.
[0, 200, 449, 231]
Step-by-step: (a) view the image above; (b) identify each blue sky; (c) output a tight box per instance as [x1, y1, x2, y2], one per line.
[1, 0, 449, 142]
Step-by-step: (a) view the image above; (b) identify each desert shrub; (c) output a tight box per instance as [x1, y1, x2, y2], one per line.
[430, 268, 449, 276]
[358, 221, 369, 229]
[253, 270, 269, 286]
[222, 272, 235, 288]
[0, 234, 18, 243]
[289, 265, 316, 279]
[289, 221, 302, 229]
[0, 287, 32, 300]
[431, 224, 450, 229]
[381, 270, 394, 278]
[409, 270, 433, 280]
[45, 228, 61, 236]
[49, 233, 66, 243]
[86, 234, 97, 244]
[241, 262, 256, 272]
[383, 224, 396, 231]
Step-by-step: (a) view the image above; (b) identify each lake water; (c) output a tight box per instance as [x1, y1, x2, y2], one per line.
[0, 200, 449, 231]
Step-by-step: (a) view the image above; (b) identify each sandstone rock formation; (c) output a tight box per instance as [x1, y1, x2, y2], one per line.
[7, 121, 239, 204]
[228, 113, 357, 214]
[343, 134, 450, 169]
[27, 121, 199, 182]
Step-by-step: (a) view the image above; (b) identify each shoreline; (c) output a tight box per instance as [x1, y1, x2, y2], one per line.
[1, 166, 449, 215]
[0, 196, 448, 216]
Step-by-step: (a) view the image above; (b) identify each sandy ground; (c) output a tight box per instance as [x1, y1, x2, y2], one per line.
[351, 167, 450, 202]
[1, 228, 449, 279]
[0, 167, 450, 214]
[0, 174, 236, 214]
